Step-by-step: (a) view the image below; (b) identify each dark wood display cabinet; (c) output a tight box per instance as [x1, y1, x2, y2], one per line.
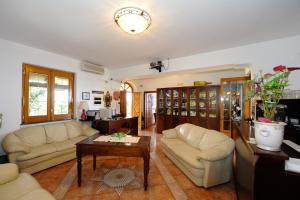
[156, 85, 220, 133]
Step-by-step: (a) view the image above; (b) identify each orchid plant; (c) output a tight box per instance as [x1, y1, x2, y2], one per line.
[246, 65, 300, 123]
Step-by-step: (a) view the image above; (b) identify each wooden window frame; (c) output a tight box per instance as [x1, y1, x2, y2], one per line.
[22, 63, 74, 124]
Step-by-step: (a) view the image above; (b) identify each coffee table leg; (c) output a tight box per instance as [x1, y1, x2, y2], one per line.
[93, 154, 96, 171]
[143, 154, 150, 191]
[77, 148, 82, 187]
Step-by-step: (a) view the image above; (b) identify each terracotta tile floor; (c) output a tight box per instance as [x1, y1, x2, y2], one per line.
[33, 126, 237, 200]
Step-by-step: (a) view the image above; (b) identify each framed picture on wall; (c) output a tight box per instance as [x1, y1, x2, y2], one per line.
[82, 92, 90, 100]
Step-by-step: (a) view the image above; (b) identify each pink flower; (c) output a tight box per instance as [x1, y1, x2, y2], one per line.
[273, 65, 286, 72]
[273, 65, 300, 72]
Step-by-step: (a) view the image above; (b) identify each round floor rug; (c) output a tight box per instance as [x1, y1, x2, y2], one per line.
[103, 168, 136, 188]
[93, 164, 142, 196]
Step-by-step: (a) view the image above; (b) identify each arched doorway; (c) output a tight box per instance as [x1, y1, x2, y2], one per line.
[120, 82, 133, 117]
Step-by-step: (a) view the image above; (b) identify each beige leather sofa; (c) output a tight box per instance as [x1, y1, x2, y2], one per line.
[0, 163, 56, 200]
[161, 123, 235, 188]
[2, 121, 98, 174]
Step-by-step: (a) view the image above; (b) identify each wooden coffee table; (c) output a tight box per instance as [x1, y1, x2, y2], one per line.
[76, 134, 151, 190]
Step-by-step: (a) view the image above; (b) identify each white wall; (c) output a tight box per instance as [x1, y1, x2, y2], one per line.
[111, 35, 300, 90]
[131, 69, 246, 92]
[0, 39, 120, 155]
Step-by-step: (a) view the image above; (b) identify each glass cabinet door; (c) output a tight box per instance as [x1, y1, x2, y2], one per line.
[181, 88, 188, 116]
[199, 88, 207, 118]
[208, 88, 218, 118]
[222, 82, 231, 131]
[231, 81, 244, 121]
[158, 89, 164, 114]
[173, 89, 179, 115]
[220, 76, 250, 135]
[166, 89, 172, 115]
[189, 88, 197, 116]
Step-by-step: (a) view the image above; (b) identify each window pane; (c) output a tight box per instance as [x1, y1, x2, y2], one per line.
[120, 83, 132, 92]
[29, 73, 48, 116]
[54, 77, 69, 115]
[125, 83, 132, 92]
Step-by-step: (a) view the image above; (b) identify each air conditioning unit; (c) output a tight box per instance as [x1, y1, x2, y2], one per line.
[80, 62, 105, 75]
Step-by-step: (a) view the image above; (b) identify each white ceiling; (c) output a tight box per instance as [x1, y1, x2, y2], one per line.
[0, 0, 300, 69]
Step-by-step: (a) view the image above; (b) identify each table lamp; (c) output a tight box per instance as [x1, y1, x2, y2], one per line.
[78, 101, 89, 120]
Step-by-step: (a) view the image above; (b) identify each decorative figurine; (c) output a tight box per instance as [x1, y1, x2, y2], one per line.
[104, 91, 112, 108]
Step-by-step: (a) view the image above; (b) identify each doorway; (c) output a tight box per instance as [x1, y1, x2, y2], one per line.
[144, 91, 157, 129]
[120, 82, 133, 117]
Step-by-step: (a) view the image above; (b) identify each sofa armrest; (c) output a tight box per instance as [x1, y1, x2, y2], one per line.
[0, 163, 19, 185]
[197, 139, 235, 161]
[82, 127, 99, 136]
[2, 134, 31, 154]
[162, 129, 177, 139]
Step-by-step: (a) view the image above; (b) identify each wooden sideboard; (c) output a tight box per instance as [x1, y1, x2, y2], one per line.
[92, 116, 138, 136]
[232, 121, 300, 200]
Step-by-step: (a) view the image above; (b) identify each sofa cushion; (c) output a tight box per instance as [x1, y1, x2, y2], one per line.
[14, 126, 46, 147]
[185, 126, 207, 148]
[70, 136, 87, 144]
[161, 143, 205, 179]
[0, 163, 19, 185]
[44, 124, 68, 143]
[175, 123, 194, 142]
[198, 130, 228, 150]
[0, 173, 41, 200]
[161, 138, 204, 169]
[17, 144, 56, 161]
[162, 128, 177, 139]
[82, 126, 99, 137]
[52, 140, 75, 151]
[64, 121, 83, 139]
[197, 139, 235, 161]
[17, 188, 56, 200]
[16, 148, 75, 169]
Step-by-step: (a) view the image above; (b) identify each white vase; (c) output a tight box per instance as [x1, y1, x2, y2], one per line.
[254, 121, 286, 151]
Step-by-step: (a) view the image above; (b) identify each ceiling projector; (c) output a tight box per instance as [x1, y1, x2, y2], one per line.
[149, 61, 164, 72]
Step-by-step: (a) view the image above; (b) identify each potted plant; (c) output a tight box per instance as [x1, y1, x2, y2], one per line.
[246, 65, 300, 151]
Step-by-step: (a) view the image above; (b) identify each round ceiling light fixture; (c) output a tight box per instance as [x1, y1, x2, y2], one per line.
[114, 7, 151, 34]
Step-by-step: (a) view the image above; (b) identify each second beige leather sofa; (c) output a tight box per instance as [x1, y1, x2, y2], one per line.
[161, 123, 235, 188]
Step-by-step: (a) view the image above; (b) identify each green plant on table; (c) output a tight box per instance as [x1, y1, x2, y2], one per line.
[111, 132, 127, 139]
[245, 65, 300, 122]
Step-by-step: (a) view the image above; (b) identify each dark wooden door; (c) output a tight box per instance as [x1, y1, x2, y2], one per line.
[120, 91, 126, 116]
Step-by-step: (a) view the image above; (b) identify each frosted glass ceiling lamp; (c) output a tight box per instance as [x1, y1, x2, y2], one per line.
[114, 7, 151, 34]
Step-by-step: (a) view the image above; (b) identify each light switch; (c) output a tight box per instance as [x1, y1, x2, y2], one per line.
[0, 113, 2, 128]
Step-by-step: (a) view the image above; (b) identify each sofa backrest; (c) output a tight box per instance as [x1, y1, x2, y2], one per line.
[44, 123, 68, 143]
[3, 121, 88, 152]
[175, 123, 194, 142]
[198, 129, 228, 150]
[185, 126, 207, 148]
[64, 121, 84, 138]
[175, 123, 230, 150]
[14, 126, 46, 147]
